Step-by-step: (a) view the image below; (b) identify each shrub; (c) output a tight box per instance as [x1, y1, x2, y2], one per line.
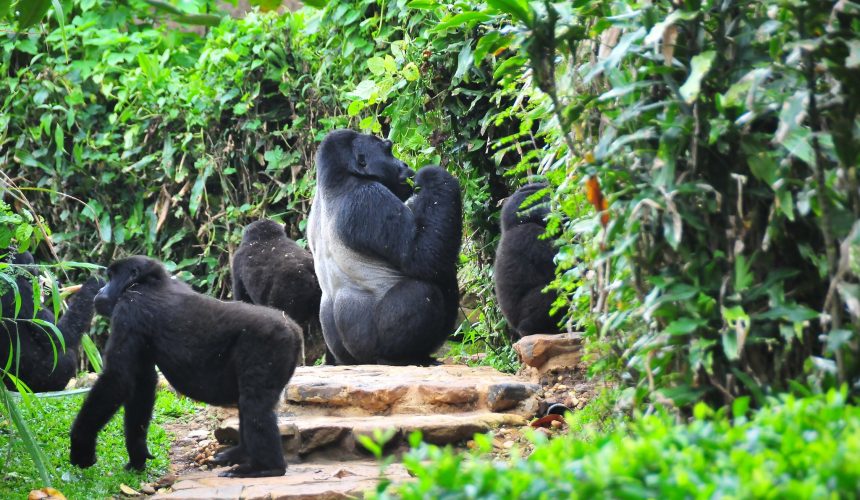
[374, 389, 860, 499]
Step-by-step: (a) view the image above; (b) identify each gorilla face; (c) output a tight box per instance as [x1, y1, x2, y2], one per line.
[94, 256, 167, 317]
[349, 133, 415, 200]
[319, 130, 415, 201]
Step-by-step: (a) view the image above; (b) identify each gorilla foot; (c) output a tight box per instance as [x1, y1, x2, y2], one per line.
[210, 445, 247, 466]
[218, 464, 286, 478]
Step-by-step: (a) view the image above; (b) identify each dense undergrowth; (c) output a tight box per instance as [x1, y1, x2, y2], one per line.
[372, 389, 860, 498]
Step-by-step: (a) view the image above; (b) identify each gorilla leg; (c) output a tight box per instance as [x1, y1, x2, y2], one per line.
[219, 387, 285, 478]
[332, 288, 382, 364]
[321, 296, 360, 364]
[373, 280, 448, 364]
[123, 362, 157, 470]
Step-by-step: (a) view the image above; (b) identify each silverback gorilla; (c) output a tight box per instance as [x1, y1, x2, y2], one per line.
[70, 256, 300, 477]
[1, 250, 102, 392]
[494, 183, 562, 338]
[232, 220, 326, 363]
[308, 130, 463, 365]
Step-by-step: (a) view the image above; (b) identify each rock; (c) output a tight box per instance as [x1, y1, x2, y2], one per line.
[140, 484, 156, 495]
[514, 333, 583, 368]
[186, 430, 208, 440]
[283, 364, 539, 417]
[486, 382, 541, 412]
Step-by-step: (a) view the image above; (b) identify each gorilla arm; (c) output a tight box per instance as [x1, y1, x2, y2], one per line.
[70, 308, 156, 470]
[338, 166, 462, 282]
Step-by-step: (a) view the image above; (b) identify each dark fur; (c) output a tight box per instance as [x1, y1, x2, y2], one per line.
[1, 251, 102, 392]
[69, 256, 300, 478]
[232, 220, 326, 363]
[308, 130, 462, 365]
[495, 183, 562, 338]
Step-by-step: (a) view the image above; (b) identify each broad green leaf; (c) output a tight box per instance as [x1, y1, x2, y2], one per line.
[367, 57, 386, 76]
[250, 0, 282, 11]
[407, 0, 436, 9]
[17, 0, 51, 29]
[432, 12, 492, 32]
[300, 0, 326, 7]
[0, 0, 10, 18]
[454, 41, 474, 80]
[81, 334, 102, 372]
[98, 213, 112, 243]
[347, 99, 364, 116]
[664, 317, 705, 335]
[401, 62, 419, 82]
[487, 0, 531, 26]
[680, 51, 715, 104]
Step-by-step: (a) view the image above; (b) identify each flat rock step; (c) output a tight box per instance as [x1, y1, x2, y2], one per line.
[215, 411, 527, 460]
[153, 460, 410, 500]
[283, 364, 540, 416]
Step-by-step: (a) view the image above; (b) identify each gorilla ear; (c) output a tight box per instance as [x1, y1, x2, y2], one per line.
[348, 153, 367, 176]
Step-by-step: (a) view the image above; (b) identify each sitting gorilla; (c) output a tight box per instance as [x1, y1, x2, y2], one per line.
[232, 220, 326, 364]
[308, 129, 462, 365]
[70, 256, 300, 478]
[0, 250, 102, 392]
[494, 183, 563, 338]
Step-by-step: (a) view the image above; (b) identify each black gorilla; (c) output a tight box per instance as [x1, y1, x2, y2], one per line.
[70, 256, 300, 478]
[232, 220, 326, 363]
[308, 129, 463, 365]
[494, 183, 562, 338]
[0, 251, 102, 392]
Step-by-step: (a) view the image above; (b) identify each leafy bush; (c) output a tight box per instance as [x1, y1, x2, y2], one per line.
[442, 0, 860, 404]
[373, 389, 860, 499]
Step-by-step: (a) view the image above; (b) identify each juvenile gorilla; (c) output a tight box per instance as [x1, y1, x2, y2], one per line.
[494, 183, 562, 338]
[1, 251, 102, 392]
[232, 220, 326, 363]
[70, 256, 300, 478]
[308, 130, 462, 365]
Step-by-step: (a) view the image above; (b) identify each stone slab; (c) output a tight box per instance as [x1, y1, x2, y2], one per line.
[514, 333, 583, 375]
[282, 364, 540, 417]
[215, 412, 527, 459]
[153, 461, 410, 500]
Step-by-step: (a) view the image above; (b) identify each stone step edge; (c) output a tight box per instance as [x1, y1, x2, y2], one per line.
[215, 412, 528, 459]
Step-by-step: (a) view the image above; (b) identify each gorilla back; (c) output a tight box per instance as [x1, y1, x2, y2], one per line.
[308, 130, 462, 365]
[70, 256, 300, 478]
[494, 183, 562, 338]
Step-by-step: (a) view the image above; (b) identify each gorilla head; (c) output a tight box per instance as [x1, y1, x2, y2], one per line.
[501, 182, 551, 230]
[94, 257, 177, 317]
[317, 129, 415, 201]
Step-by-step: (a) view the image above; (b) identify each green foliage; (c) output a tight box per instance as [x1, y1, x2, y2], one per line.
[373, 389, 860, 498]
[452, 0, 860, 404]
[1, 0, 524, 360]
[0, 389, 196, 497]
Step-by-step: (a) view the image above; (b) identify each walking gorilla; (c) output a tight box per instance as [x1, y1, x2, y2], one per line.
[0, 250, 102, 392]
[494, 183, 562, 338]
[69, 256, 300, 478]
[308, 130, 462, 365]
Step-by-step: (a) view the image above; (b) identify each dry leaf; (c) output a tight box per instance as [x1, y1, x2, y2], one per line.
[530, 414, 567, 429]
[28, 487, 67, 500]
[662, 24, 678, 65]
[119, 484, 139, 496]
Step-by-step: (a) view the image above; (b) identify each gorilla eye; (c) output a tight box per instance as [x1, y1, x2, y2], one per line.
[357, 154, 367, 167]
